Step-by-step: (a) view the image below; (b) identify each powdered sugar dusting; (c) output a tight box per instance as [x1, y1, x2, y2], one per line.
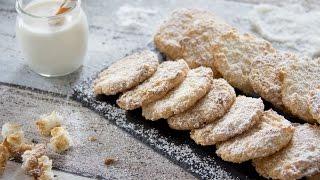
[73, 76, 243, 179]
[116, 4, 158, 32]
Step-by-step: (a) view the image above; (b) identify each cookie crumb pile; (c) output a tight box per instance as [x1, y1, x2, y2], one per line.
[0, 111, 73, 179]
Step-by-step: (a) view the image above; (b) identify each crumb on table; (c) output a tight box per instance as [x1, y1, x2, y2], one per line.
[88, 136, 97, 142]
[104, 158, 116, 166]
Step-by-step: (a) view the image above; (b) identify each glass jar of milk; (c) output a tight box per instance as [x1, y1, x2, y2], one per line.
[16, 0, 88, 77]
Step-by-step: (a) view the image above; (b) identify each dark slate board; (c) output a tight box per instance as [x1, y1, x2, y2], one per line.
[72, 46, 270, 180]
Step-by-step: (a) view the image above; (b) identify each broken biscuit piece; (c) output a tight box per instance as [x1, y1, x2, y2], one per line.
[21, 144, 47, 175]
[0, 144, 9, 175]
[37, 156, 54, 180]
[1, 123, 24, 147]
[50, 127, 72, 153]
[22, 146, 53, 180]
[104, 157, 116, 166]
[36, 111, 62, 136]
[2, 139, 33, 159]
[1, 123, 32, 158]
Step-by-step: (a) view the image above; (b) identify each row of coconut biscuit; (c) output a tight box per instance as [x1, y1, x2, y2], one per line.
[93, 51, 320, 179]
[154, 8, 320, 124]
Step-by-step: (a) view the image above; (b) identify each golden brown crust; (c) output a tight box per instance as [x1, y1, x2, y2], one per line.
[50, 127, 72, 153]
[22, 144, 47, 175]
[249, 53, 298, 110]
[213, 32, 275, 95]
[216, 110, 294, 163]
[117, 60, 189, 110]
[190, 96, 264, 145]
[93, 50, 159, 95]
[2, 139, 33, 159]
[154, 8, 234, 77]
[167, 78, 236, 130]
[280, 58, 320, 123]
[37, 156, 54, 180]
[1, 123, 24, 147]
[36, 111, 62, 136]
[142, 67, 213, 120]
[0, 144, 9, 175]
[253, 124, 320, 179]
[309, 89, 320, 123]
[22, 145, 53, 180]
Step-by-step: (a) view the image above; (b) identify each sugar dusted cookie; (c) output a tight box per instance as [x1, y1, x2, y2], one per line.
[142, 67, 213, 120]
[154, 8, 233, 77]
[168, 78, 235, 130]
[117, 60, 189, 110]
[280, 58, 320, 123]
[249, 52, 298, 109]
[190, 96, 264, 145]
[213, 32, 275, 95]
[94, 50, 159, 95]
[216, 110, 294, 163]
[253, 124, 320, 179]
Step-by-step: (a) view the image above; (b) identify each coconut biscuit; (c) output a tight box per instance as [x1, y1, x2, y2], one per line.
[93, 50, 159, 95]
[253, 124, 320, 179]
[190, 96, 264, 145]
[117, 60, 189, 110]
[216, 110, 294, 163]
[167, 78, 236, 130]
[142, 67, 213, 120]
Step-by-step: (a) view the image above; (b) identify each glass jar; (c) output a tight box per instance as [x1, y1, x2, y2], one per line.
[15, 0, 89, 77]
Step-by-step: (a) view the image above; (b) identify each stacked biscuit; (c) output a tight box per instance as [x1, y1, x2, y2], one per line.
[93, 9, 320, 180]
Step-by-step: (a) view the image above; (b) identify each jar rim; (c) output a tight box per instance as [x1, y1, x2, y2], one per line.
[15, 0, 81, 19]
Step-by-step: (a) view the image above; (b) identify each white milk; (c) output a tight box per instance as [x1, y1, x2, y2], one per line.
[16, 0, 88, 77]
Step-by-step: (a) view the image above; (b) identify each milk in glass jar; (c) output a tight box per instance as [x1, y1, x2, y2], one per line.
[16, 0, 89, 77]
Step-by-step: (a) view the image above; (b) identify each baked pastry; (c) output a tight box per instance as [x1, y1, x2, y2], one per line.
[190, 96, 264, 145]
[167, 78, 236, 130]
[0, 144, 9, 175]
[216, 110, 294, 163]
[21, 144, 46, 175]
[154, 8, 234, 77]
[1, 123, 24, 147]
[117, 59, 189, 110]
[50, 127, 72, 153]
[253, 124, 320, 179]
[280, 58, 320, 123]
[22, 144, 53, 180]
[36, 111, 62, 136]
[94, 50, 159, 95]
[213, 31, 275, 94]
[249, 53, 298, 109]
[142, 67, 213, 120]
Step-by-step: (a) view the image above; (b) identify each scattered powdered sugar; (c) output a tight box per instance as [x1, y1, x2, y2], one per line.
[73, 77, 241, 179]
[0, 84, 198, 179]
[248, 4, 320, 58]
[115, 4, 158, 32]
